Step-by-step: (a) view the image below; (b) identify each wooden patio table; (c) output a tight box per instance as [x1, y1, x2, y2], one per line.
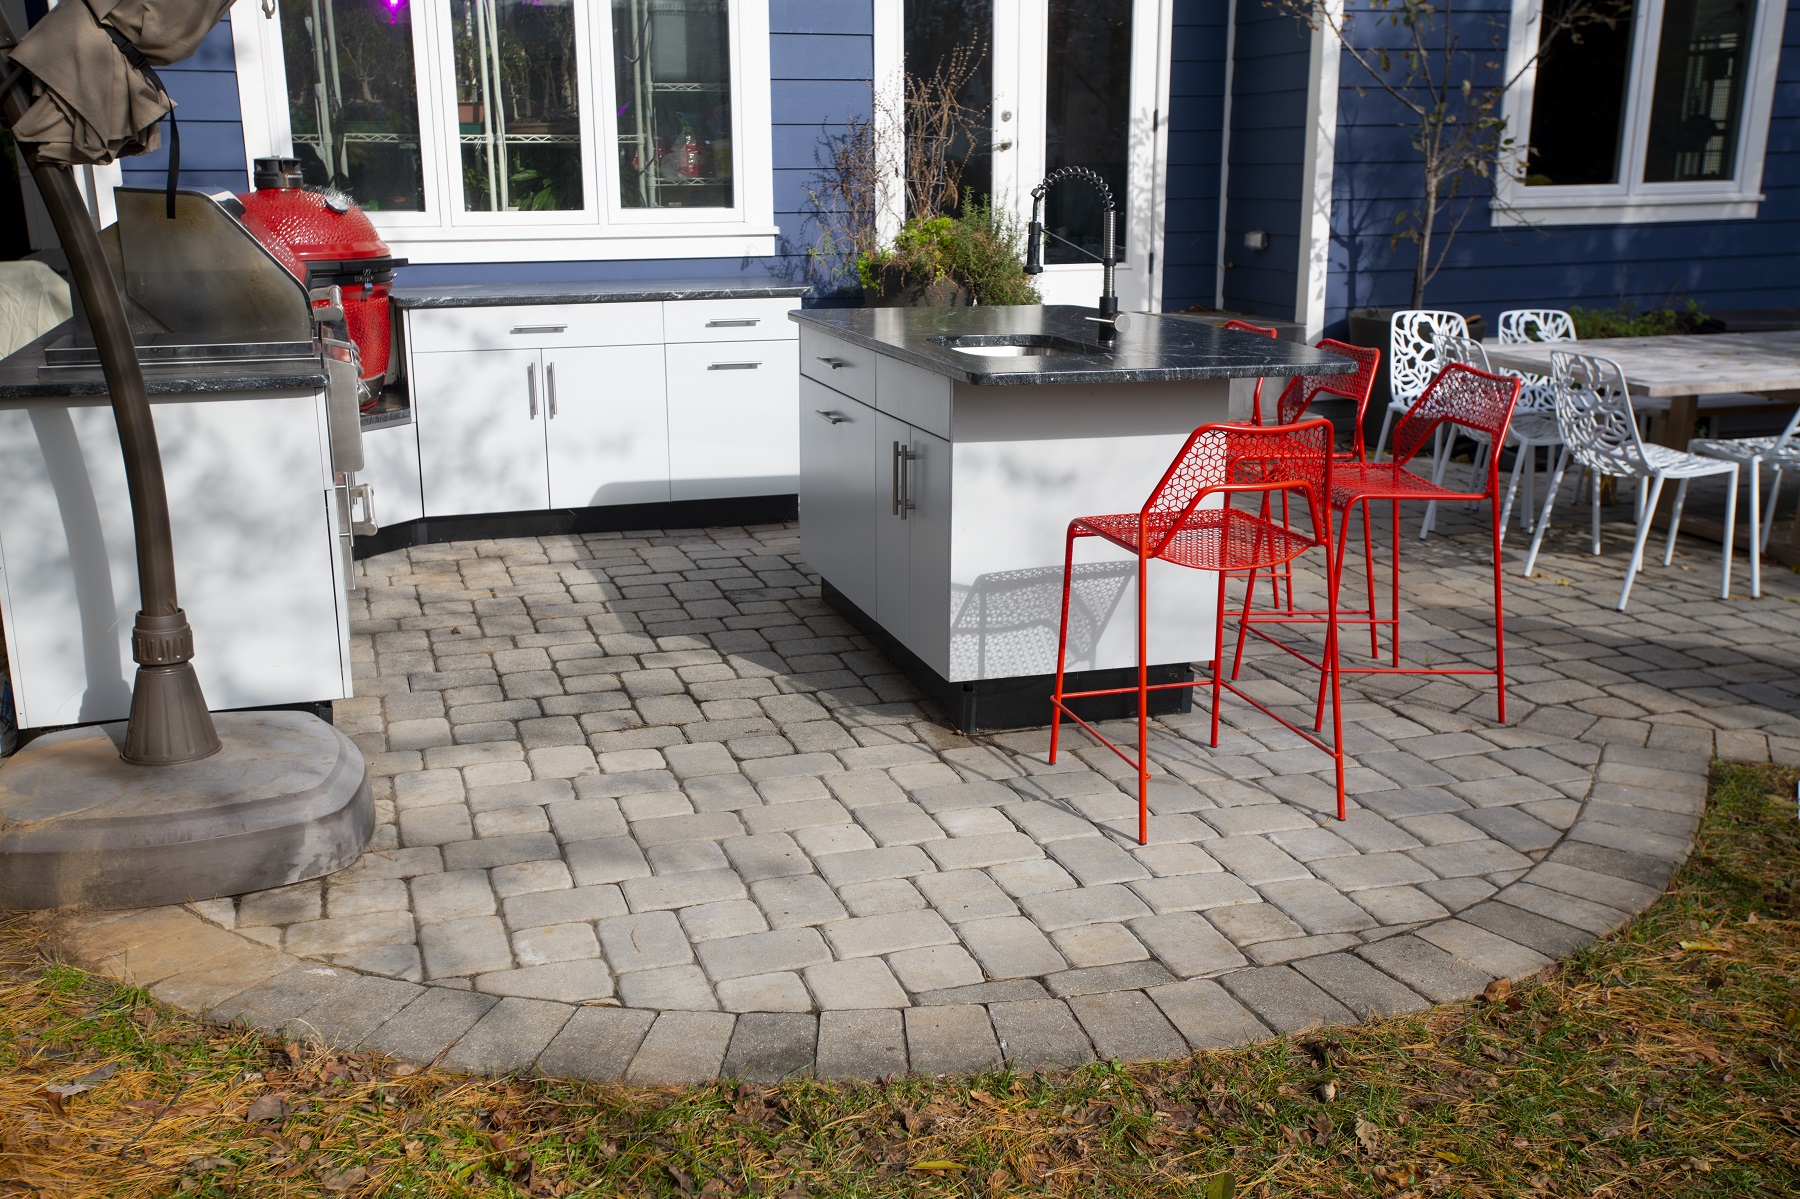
[1482, 331, 1800, 565]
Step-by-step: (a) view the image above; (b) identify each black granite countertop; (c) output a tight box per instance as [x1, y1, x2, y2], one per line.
[790, 304, 1355, 386]
[0, 326, 329, 399]
[392, 276, 811, 309]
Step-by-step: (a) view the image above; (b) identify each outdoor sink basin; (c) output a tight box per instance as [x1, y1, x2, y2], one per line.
[929, 333, 1107, 358]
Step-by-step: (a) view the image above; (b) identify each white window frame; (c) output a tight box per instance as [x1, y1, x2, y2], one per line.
[228, 0, 775, 263]
[1493, 0, 1787, 226]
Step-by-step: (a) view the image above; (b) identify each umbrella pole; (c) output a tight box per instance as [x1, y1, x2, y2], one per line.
[1, 13, 219, 765]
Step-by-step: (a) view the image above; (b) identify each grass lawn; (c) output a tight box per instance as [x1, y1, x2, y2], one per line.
[2, 761, 1797, 1198]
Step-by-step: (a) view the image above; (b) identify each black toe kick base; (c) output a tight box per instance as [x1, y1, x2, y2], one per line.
[351, 495, 800, 560]
[821, 580, 1195, 734]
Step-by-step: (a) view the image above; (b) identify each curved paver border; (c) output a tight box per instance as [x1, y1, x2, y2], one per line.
[47, 742, 1708, 1084]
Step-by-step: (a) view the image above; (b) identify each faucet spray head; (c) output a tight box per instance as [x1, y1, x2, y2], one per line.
[1024, 194, 1044, 276]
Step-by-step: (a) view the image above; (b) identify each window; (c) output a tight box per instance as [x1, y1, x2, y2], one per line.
[235, 0, 774, 262]
[1496, 0, 1785, 225]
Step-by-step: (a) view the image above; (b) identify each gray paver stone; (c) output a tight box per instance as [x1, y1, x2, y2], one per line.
[803, 958, 909, 1008]
[751, 875, 848, 927]
[717, 972, 814, 1012]
[816, 1010, 907, 1078]
[474, 960, 615, 1002]
[917, 870, 1018, 922]
[596, 911, 694, 973]
[1499, 879, 1630, 935]
[989, 999, 1095, 1069]
[562, 837, 651, 886]
[281, 974, 422, 1048]
[904, 1005, 1003, 1075]
[1018, 884, 1151, 930]
[1219, 965, 1355, 1034]
[1408, 839, 1535, 879]
[361, 987, 498, 1063]
[533, 1006, 656, 1081]
[958, 917, 1068, 979]
[722, 1012, 819, 1081]
[626, 1011, 738, 1083]
[1043, 961, 1178, 998]
[616, 965, 720, 1010]
[822, 910, 955, 958]
[1355, 934, 1493, 1003]
[420, 917, 514, 979]
[1291, 953, 1429, 1019]
[1130, 912, 1247, 977]
[622, 869, 747, 912]
[887, 945, 985, 992]
[697, 927, 831, 980]
[1258, 879, 1379, 934]
[1146, 979, 1271, 1049]
[440, 997, 573, 1076]
[1067, 990, 1188, 1062]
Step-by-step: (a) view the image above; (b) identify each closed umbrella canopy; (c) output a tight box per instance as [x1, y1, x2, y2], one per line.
[7, 0, 233, 166]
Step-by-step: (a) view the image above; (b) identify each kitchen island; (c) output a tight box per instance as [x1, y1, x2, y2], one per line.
[790, 304, 1355, 732]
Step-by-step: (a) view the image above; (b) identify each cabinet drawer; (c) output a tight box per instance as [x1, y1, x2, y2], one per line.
[667, 341, 799, 500]
[407, 302, 663, 353]
[799, 328, 876, 405]
[663, 296, 800, 343]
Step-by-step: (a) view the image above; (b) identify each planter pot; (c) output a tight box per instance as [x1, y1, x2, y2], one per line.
[862, 273, 969, 309]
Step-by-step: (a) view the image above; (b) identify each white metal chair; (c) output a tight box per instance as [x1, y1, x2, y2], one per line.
[1418, 331, 1492, 537]
[1373, 310, 1467, 461]
[1523, 350, 1755, 610]
[1491, 309, 1575, 540]
[1688, 403, 1800, 555]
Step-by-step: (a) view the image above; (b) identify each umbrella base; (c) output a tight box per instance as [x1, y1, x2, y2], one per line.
[0, 710, 370, 910]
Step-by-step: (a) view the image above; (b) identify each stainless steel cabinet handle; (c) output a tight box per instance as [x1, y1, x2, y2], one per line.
[706, 318, 759, 328]
[815, 356, 850, 369]
[547, 361, 558, 417]
[814, 409, 846, 424]
[512, 324, 568, 334]
[527, 362, 538, 418]
[708, 361, 762, 371]
[892, 441, 917, 519]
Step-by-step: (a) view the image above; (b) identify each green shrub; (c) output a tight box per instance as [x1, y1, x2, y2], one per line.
[1569, 299, 1714, 339]
[856, 203, 1041, 305]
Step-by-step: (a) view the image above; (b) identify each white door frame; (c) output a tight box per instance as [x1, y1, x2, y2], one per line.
[878, 0, 1171, 312]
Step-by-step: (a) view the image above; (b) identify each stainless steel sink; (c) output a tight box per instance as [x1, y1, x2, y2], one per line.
[929, 334, 1105, 358]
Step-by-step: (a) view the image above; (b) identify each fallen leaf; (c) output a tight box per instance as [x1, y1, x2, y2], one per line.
[75, 1063, 118, 1085]
[247, 1095, 288, 1123]
[1483, 978, 1512, 1003]
[42, 1083, 93, 1101]
[184, 1157, 234, 1175]
[1680, 939, 1731, 953]
[987, 1168, 1010, 1191]
[968, 1088, 999, 1108]
[1316, 1080, 1337, 1103]
[387, 1063, 419, 1077]
[319, 1166, 367, 1192]
[911, 1160, 963, 1172]
[1435, 1150, 1466, 1164]
[1354, 1117, 1380, 1155]
[1200, 1171, 1236, 1198]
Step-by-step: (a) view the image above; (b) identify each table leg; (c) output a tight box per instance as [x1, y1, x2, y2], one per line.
[1648, 394, 1699, 526]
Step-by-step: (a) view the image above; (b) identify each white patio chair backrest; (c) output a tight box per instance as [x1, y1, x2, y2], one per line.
[1497, 309, 1576, 414]
[1549, 350, 1650, 478]
[1390, 310, 1468, 408]
[1497, 309, 1578, 345]
[1434, 330, 1493, 372]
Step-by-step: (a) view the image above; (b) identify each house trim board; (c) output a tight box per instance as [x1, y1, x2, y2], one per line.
[1294, 2, 1340, 340]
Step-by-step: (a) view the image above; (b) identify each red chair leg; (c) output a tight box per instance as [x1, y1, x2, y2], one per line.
[1361, 500, 1379, 659]
[1324, 516, 1347, 821]
[1230, 562, 1258, 680]
[1136, 549, 1151, 846]
[1279, 490, 1295, 612]
[1390, 500, 1403, 667]
[1318, 501, 1359, 732]
[1050, 526, 1078, 765]
[1211, 569, 1229, 750]
[1491, 493, 1508, 724]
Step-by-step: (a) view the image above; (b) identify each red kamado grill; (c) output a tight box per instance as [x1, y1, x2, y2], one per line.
[237, 157, 405, 409]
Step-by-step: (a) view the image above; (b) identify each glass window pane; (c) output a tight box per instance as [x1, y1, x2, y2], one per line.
[1044, 0, 1132, 264]
[1525, 0, 1637, 186]
[1644, 0, 1754, 181]
[282, 0, 425, 211]
[613, 0, 735, 209]
[453, 0, 585, 213]
[904, 0, 993, 217]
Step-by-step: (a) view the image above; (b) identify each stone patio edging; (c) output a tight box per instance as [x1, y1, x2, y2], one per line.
[44, 742, 1708, 1084]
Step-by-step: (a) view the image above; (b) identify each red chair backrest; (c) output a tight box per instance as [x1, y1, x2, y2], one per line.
[1391, 362, 1523, 469]
[1140, 419, 1334, 558]
[1221, 319, 1279, 339]
[1274, 340, 1381, 431]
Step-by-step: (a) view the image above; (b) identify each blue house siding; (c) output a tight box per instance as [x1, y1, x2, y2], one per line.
[1158, 0, 1229, 312]
[1218, 0, 1312, 319]
[121, 14, 247, 196]
[1322, 0, 1800, 336]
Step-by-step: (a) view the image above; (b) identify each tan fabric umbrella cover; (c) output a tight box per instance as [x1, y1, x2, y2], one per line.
[8, 0, 234, 167]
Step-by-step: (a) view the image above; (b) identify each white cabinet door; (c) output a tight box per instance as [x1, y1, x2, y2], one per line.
[666, 341, 799, 500]
[798, 378, 877, 613]
[874, 411, 914, 646]
[905, 425, 952, 675]
[415, 348, 548, 517]
[544, 345, 671, 508]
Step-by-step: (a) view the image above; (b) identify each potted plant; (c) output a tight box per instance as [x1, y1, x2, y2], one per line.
[858, 203, 1039, 308]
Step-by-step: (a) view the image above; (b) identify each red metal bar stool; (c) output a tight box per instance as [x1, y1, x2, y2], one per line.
[1049, 419, 1345, 842]
[1221, 319, 1280, 421]
[1237, 363, 1521, 722]
[1258, 340, 1383, 610]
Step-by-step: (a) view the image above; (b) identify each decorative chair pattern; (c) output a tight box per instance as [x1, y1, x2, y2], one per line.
[1521, 351, 1755, 610]
[1049, 419, 1346, 837]
[1689, 404, 1800, 555]
[1372, 309, 1467, 460]
[1493, 309, 1575, 540]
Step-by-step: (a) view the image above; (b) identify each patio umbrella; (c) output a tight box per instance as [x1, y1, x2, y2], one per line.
[6, 0, 231, 172]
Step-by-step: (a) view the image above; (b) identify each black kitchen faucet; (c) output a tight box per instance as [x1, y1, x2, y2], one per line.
[1024, 166, 1124, 342]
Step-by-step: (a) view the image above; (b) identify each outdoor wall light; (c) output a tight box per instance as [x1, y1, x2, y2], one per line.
[1243, 229, 1269, 251]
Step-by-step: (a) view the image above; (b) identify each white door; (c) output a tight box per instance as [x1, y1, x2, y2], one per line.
[544, 345, 671, 509]
[798, 381, 878, 613]
[665, 342, 800, 501]
[902, 0, 1168, 311]
[414, 348, 548, 517]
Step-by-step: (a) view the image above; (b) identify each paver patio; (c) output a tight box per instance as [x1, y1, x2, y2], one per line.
[50, 485, 1800, 1083]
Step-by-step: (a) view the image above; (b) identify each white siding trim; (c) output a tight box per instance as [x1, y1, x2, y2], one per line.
[1294, 3, 1340, 340]
[872, 0, 904, 242]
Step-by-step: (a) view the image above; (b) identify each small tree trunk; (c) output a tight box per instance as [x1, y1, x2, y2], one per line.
[1413, 169, 1437, 309]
